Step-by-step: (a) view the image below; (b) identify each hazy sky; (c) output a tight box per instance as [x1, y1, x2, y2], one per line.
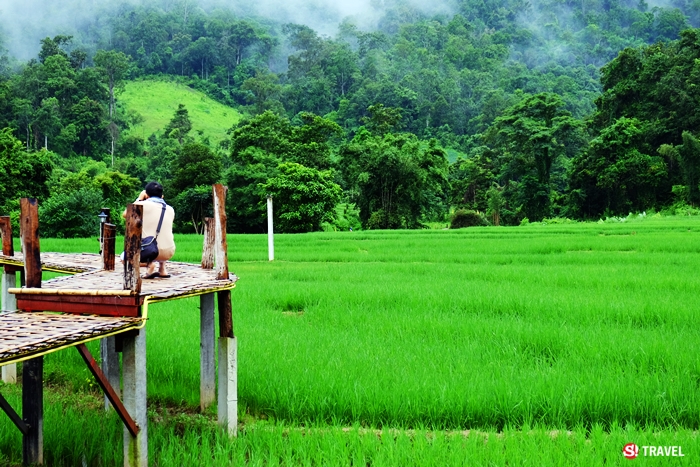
[0, 0, 458, 60]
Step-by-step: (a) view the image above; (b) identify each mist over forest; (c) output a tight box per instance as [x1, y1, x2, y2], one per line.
[1, 0, 700, 236]
[1, 0, 459, 60]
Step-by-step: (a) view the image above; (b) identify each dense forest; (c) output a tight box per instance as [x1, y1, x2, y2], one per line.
[1, 0, 700, 235]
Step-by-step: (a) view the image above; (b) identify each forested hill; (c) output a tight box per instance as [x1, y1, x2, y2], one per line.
[0, 0, 699, 236]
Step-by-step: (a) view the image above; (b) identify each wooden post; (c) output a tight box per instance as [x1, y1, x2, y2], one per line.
[201, 217, 215, 269]
[0, 216, 17, 384]
[20, 198, 43, 465]
[122, 328, 147, 467]
[200, 293, 215, 411]
[123, 204, 142, 294]
[20, 199, 41, 289]
[212, 184, 229, 280]
[267, 196, 274, 261]
[212, 184, 236, 435]
[0, 216, 13, 257]
[22, 358, 43, 465]
[99, 208, 111, 253]
[101, 221, 118, 409]
[102, 223, 116, 271]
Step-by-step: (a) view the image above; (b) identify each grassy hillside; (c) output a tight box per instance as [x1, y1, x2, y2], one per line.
[118, 79, 242, 144]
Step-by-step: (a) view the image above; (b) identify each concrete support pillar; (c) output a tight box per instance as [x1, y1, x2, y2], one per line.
[200, 293, 215, 411]
[217, 336, 237, 436]
[1, 270, 17, 383]
[122, 329, 147, 467]
[101, 336, 120, 411]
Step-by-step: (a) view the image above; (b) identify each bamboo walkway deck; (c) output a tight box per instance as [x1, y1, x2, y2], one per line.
[0, 312, 144, 365]
[0, 254, 238, 301]
[0, 252, 101, 273]
[0, 253, 238, 365]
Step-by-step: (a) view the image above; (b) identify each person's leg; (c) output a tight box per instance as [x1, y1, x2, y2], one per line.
[157, 261, 169, 277]
[143, 262, 157, 278]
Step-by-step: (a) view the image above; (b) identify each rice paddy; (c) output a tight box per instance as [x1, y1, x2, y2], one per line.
[1, 217, 699, 465]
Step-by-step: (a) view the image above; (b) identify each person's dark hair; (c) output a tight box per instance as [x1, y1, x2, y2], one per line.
[145, 181, 163, 198]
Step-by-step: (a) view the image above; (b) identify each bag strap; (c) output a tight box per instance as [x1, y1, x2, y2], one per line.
[154, 204, 166, 240]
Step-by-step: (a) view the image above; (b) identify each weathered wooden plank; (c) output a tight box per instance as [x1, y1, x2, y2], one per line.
[212, 185, 229, 280]
[123, 204, 142, 294]
[22, 356, 43, 465]
[16, 296, 140, 317]
[10, 288, 133, 296]
[102, 223, 116, 271]
[19, 199, 41, 289]
[201, 217, 214, 270]
[76, 343, 139, 437]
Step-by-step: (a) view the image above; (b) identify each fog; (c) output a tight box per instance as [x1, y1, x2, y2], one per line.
[0, 0, 458, 60]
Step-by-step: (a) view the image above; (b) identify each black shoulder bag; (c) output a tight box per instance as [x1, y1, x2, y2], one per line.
[141, 204, 166, 264]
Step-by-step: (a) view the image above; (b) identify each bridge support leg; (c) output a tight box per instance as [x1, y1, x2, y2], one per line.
[1, 269, 17, 384]
[217, 336, 237, 435]
[200, 293, 215, 411]
[217, 290, 237, 436]
[101, 336, 120, 411]
[123, 329, 147, 467]
[22, 357, 43, 465]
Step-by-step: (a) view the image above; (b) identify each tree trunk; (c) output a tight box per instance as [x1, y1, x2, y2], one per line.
[109, 78, 115, 119]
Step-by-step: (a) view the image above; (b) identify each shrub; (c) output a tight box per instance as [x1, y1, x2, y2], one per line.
[449, 209, 489, 229]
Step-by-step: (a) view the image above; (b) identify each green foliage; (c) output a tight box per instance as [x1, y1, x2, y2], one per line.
[164, 104, 192, 144]
[3, 1, 700, 236]
[92, 170, 141, 211]
[340, 129, 450, 229]
[449, 209, 489, 228]
[260, 162, 342, 233]
[0, 128, 53, 213]
[171, 142, 222, 193]
[486, 183, 505, 226]
[678, 132, 700, 206]
[569, 117, 667, 218]
[171, 185, 214, 234]
[484, 93, 586, 222]
[226, 111, 341, 232]
[39, 187, 103, 238]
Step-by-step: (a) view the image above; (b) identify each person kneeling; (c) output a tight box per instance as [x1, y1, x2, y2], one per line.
[126, 181, 176, 279]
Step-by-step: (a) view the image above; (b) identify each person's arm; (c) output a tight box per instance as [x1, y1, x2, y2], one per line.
[122, 190, 149, 218]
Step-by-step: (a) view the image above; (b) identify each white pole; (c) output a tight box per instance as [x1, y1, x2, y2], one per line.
[267, 196, 274, 261]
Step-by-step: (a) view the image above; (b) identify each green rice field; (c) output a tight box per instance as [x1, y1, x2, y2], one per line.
[1, 217, 699, 465]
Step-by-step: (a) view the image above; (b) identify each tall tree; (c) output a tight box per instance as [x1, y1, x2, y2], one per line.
[484, 93, 584, 221]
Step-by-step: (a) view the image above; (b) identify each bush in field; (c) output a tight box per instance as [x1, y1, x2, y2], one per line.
[449, 209, 489, 228]
[39, 187, 102, 238]
[260, 162, 342, 233]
